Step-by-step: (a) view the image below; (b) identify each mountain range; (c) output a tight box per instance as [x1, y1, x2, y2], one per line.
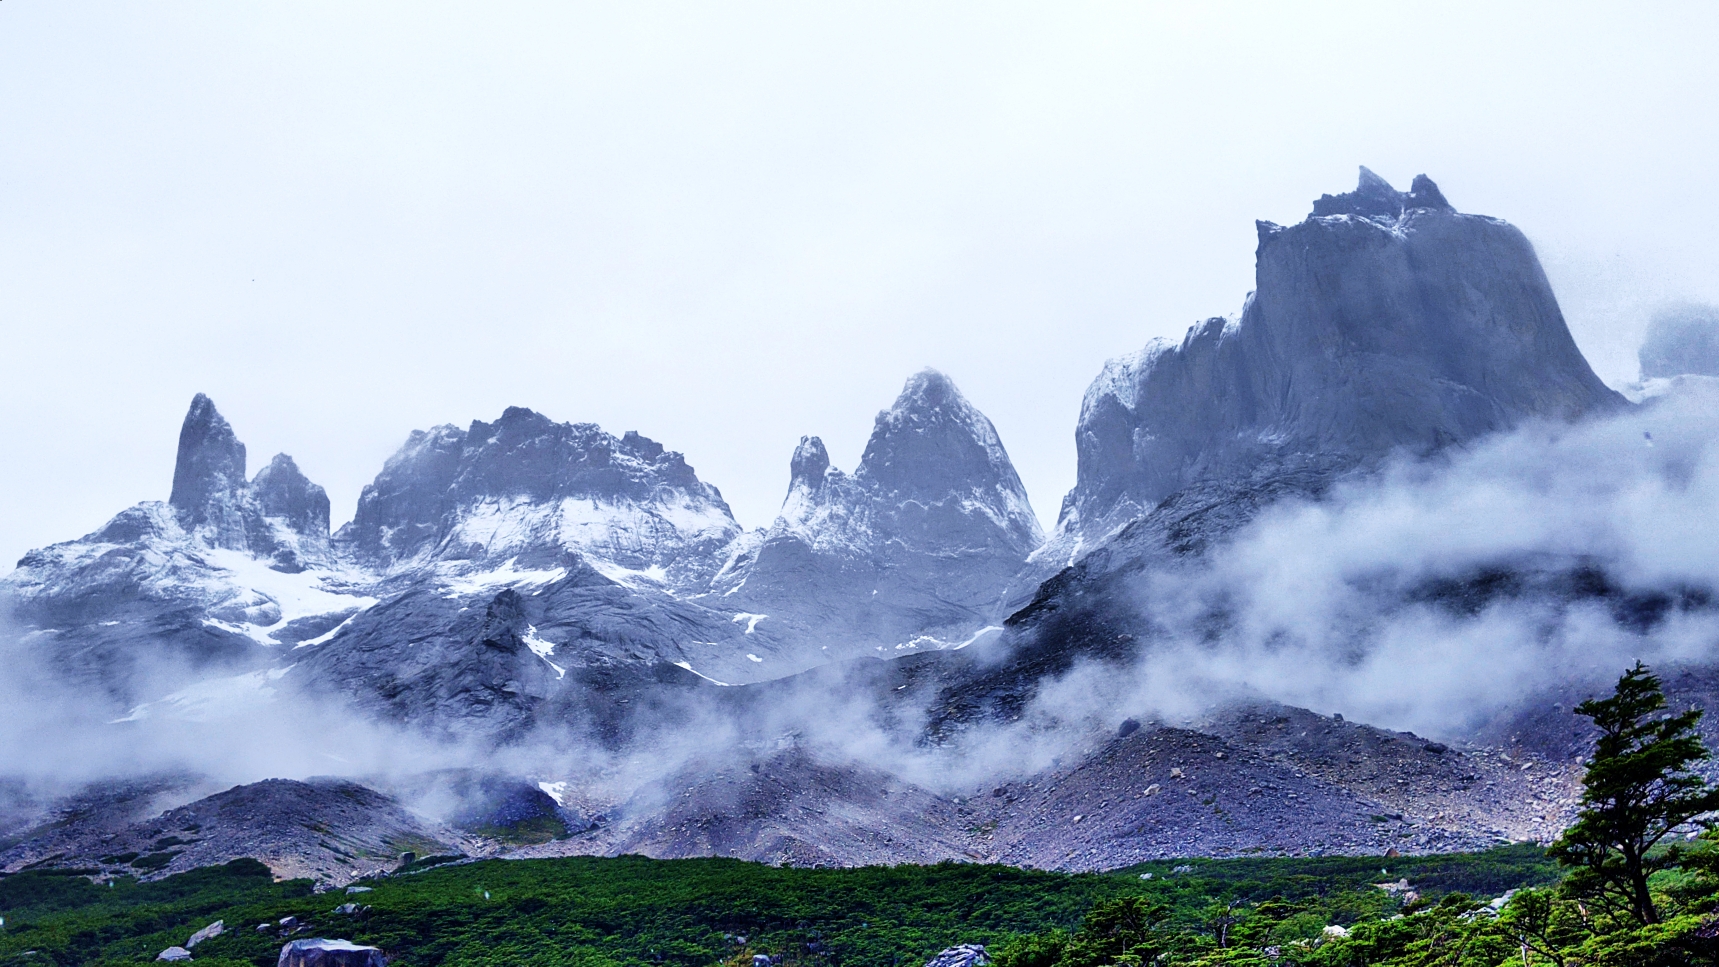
[5, 169, 1718, 882]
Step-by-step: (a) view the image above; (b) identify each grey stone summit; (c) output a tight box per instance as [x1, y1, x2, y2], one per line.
[1054, 166, 1626, 549]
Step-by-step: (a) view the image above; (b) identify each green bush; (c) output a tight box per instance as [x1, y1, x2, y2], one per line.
[0, 848, 1564, 967]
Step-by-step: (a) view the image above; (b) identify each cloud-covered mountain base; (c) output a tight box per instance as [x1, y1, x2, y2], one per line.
[5, 174, 1717, 881]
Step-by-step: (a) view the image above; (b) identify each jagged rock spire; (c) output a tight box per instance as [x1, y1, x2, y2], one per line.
[251, 453, 331, 538]
[164, 393, 331, 556]
[1310, 166, 1456, 219]
[789, 436, 831, 490]
[169, 393, 249, 546]
[855, 369, 1036, 534]
[717, 368, 1042, 660]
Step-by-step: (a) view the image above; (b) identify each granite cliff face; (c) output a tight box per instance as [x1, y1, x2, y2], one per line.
[714, 370, 1042, 660]
[1053, 168, 1626, 555]
[166, 393, 334, 569]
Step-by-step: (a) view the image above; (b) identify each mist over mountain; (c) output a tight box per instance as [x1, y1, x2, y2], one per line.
[4, 170, 1718, 881]
[1639, 303, 1719, 381]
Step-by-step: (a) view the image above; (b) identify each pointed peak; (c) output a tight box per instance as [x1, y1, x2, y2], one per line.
[256, 452, 304, 480]
[179, 393, 234, 446]
[1310, 166, 1456, 219]
[1407, 173, 1454, 212]
[186, 392, 221, 421]
[252, 453, 331, 537]
[169, 393, 247, 529]
[1356, 165, 1395, 194]
[789, 435, 831, 489]
[895, 368, 959, 410]
[871, 369, 988, 441]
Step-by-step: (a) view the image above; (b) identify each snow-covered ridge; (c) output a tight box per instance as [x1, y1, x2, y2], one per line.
[343, 406, 741, 589]
[5, 372, 1053, 718]
[766, 369, 1043, 556]
[705, 370, 1043, 667]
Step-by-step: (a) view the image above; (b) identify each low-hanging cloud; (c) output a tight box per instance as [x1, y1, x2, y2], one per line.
[6, 382, 1719, 820]
[1006, 377, 1719, 748]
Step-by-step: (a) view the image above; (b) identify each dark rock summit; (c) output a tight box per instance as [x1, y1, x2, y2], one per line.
[251, 454, 332, 540]
[168, 393, 251, 547]
[715, 369, 1042, 661]
[163, 394, 331, 561]
[1055, 168, 1626, 550]
[342, 407, 740, 589]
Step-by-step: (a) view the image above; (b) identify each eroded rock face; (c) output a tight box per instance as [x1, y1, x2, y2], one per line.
[341, 407, 740, 590]
[715, 370, 1042, 661]
[169, 393, 251, 547]
[1056, 168, 1626, 549]
[164, 395, 331, 560]
[1640, 304, 1719, 379]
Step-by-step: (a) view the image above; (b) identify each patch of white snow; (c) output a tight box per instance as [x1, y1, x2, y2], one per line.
[671, 660, 734, 686]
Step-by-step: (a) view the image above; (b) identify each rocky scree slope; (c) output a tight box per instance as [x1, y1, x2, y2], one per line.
[0, 776, 476, 886]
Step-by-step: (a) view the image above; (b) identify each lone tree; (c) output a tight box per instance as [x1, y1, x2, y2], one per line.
[1550, 661, 1719, 925]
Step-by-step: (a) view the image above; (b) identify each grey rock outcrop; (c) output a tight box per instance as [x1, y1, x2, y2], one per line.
[341, 407, 740, 590]
[170, 393, 251, 547]
[166, 395, 331, 562]
[924, 945, 990, 967]
[186, 920, 225, 948]
[715, 370, 1042, 660]
[1, 395, 347, 703]
[1639, 303, 1719, 379]
[252, 455, 332, 541]
[1053, 168, 1626, 553]
[278, 938, 387, 967]
[156, 946, 193, 962]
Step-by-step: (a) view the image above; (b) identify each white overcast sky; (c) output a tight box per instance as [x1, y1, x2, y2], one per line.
[4, 2, 1719, 569]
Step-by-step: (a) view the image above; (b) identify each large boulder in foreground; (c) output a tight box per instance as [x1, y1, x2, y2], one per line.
[278, 938, 387, 967]
[925, 944, 991, 967]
